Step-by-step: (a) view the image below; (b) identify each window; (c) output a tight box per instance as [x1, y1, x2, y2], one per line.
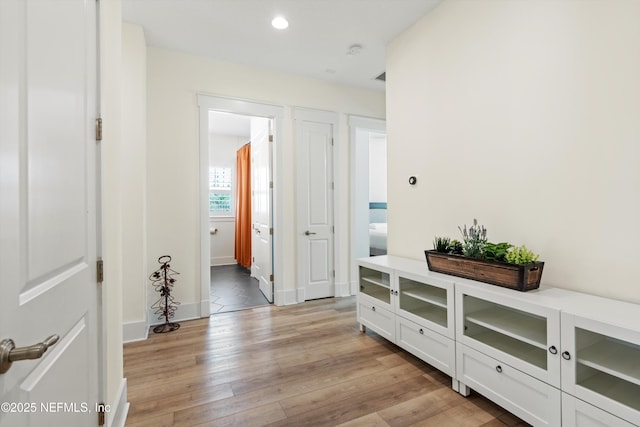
[209, 167, 233, 214]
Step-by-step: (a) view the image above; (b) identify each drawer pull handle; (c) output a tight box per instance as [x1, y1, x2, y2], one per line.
[419, 329, 424, 335]
[549, 346, 558, 355]
[372, 306, 376, 312]
[562, 351, 571, 360]
[496, 365, 502, 373]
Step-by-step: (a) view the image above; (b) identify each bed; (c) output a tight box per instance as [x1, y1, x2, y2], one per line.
[369, 202, 387, 256]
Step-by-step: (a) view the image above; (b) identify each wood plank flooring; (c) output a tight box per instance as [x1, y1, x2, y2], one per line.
[124, 297, 529, 426]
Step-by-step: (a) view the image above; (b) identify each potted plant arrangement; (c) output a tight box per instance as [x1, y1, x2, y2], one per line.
[425, 219, 544, 292]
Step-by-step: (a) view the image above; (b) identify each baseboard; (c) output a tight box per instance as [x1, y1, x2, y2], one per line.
[107, 378, 129, 427]
[275, 288, 298, 306]
[349, 279, 358, 295]
[335, 280, 351, 297]
[122, 320, 149, 343]
[211, 256, 235, 266]
[148, 301, 202, 327]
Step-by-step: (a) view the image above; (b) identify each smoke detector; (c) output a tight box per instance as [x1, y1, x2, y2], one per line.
[347, 44, 363, 55]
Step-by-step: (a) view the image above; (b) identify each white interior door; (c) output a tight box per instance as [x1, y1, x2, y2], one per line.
[296, 119, 334, 300]
[251, 118, 273, 302]
[0, 1, 100, 426]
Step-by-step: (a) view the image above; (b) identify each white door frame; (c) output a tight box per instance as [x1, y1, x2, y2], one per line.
[293, 108, 340, 302]
[197, 95, 284, 311]
[349, 116, 386, 294]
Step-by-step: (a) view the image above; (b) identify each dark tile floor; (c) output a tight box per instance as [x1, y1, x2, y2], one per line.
[210, 264, 270, 314]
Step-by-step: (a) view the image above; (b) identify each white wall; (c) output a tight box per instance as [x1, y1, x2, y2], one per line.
[121, 23, 148, 341]
[368, 133, 387, 203]
[387, 0, 640, 303]
[102, 1, 128, 424]
[144, 46, 385, 314]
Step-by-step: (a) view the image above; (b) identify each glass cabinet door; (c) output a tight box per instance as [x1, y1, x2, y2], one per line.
[359, 266, 391, 305]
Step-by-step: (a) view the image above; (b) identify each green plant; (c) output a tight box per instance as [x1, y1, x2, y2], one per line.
[506, 245, 540, 265]
[433, 236, 451, 253]
[483, 242, 513, 262]
[449, 239, 464, 255]
[458, 218, 487, 258]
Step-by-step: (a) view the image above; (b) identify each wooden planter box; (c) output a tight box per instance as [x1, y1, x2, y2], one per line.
[424, 250, 544, 292]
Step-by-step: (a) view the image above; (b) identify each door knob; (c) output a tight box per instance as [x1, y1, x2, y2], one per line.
[304, 230, 316, 236]
[0, 335, 59, 374]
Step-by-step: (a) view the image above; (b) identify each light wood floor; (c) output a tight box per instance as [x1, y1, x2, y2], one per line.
[123, 297, 529, 427]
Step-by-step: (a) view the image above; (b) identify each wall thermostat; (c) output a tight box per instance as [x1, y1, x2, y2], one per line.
[408, 176, 417, 185]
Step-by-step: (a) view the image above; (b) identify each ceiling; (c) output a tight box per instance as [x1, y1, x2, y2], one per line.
[122, 0, 443, 92]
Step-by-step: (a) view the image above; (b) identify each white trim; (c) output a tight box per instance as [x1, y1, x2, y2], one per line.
[106, 378, 129, 427]
[335, 281, 350, 298]
[349, 115, 386, 295]
[148, 301, 202, 326]
[277, 288, 299, 306]
[122, 321, 149, 343]
[197, 94, 284, 311]
[211, 256, 236, 266]
[293, 108, 340, 302]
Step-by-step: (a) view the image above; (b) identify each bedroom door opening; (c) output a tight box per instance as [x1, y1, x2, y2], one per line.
[350, 117, 387, 294]
[208, 111, 273, 312]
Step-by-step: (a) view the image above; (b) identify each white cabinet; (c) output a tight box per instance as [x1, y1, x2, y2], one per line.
[357, 261, 394, 341]
[560, 295, 640, 427]
[357, 256, 456, 380]
[562, 393, 634, 427]
[457, 343, 561, 427]
[356, 255, 640, 426]
[455, 281, 570, 426]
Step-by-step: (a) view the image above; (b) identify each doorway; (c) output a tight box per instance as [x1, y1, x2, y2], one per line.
[208, 111, 270, 313]
[198, 95, 284, 313]
[349, 116, 387, 294]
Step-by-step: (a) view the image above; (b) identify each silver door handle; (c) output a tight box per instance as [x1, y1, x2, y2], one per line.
[0, 335, 59, 374]
[304, 230, 316, 236]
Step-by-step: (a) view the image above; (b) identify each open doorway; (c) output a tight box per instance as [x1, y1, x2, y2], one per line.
[208, 111, 273, 313]
[198, 95, 284, 311]
[350, 116, 387, 294]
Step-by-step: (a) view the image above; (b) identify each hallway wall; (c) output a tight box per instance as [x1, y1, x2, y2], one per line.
[137, 43, 385, 322]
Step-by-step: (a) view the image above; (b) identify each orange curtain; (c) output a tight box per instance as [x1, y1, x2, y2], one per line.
[234, 144, 252, 268]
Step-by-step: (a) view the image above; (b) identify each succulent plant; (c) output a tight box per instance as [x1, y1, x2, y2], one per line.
[506, 245, 540, 265]
[449, 239, 464, 255]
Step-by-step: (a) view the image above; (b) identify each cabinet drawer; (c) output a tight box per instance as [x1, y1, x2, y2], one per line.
[358, 297, 394, 342]
[457, 344, 561, 427]
[562, 393, 634, 427]
[396, 316, 455, 377]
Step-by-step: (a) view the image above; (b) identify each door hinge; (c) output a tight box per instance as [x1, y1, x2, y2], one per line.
[269, 134, 273, 142]
[331, 226, 335, 233]
[269, 181, 273, 189]
[97, 258, 104, 283]
[269, 228, 273, 235]
[331, 138, 334, 146]
[330, 182, 334, 190]
[95, 118, 102, 141]
[270, 274, 274, 282]
[97, 402, 106, 425]
[332, 270, 335, 278]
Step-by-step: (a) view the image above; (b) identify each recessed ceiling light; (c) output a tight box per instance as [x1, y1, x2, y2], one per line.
[271, 16, 289, 30]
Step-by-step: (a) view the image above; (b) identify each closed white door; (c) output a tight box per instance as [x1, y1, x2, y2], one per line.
[251, 118, 273, 302]
[0, 1, 100, 426]
[296, 119, 334, 300]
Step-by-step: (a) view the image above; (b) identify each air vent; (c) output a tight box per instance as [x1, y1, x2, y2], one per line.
[374, 71, 386, 82]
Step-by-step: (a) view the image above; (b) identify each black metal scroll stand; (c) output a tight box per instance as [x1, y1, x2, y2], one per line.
[149, 255, 181, 333]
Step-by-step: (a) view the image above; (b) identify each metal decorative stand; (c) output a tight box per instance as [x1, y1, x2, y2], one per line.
[149, 255, 181, 333]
